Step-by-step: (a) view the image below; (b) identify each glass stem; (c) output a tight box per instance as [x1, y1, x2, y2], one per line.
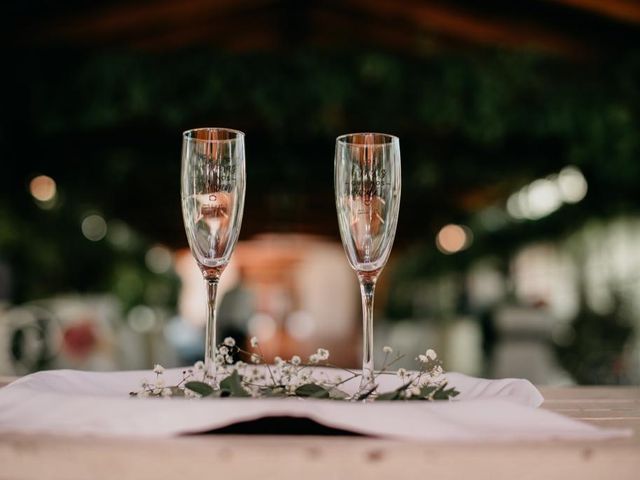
[358, 275, 377, 389]
[205, 277, 220, 384]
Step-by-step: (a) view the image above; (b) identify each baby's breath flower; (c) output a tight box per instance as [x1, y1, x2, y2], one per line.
[316, 348, 329, 361]
[136, 342, 456, 402]
[184, 389, 200, 399]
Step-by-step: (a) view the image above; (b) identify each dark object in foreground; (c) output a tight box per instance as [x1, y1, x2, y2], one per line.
[204, 416, 364, 436]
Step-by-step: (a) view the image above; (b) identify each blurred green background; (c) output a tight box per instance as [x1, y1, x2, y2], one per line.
[1, 0, 639, 384]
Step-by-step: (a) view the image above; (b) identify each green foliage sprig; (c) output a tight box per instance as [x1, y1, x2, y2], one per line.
[131, 337, 459, 402]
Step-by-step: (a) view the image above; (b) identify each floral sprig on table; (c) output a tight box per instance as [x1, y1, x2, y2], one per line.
[131, 337, 459, 402]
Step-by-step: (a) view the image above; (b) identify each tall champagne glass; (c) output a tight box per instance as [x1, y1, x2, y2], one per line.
[335, 133, 401, 392]
[181, 128, 246, 383]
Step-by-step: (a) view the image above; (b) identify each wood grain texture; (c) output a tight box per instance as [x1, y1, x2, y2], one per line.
[0, 385, 638, 480]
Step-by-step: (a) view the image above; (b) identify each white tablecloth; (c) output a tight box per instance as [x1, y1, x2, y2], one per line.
[0, 368, 631, 441]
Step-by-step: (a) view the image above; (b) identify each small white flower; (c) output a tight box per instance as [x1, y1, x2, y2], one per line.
[274, 356, 283, 366]
[418, 354, 428, 363]
[194, 361, 205, 371]
[161, 388, 172, 397]
[156, 378, 165, 388]
[426, 349, 437, 360]
[404, 389, 412, 399]
[251, 353, 261, 364]
[316, 348, 329, 360]
[226, 356, 234, 364]
[383, 346, 393, 354]
[137, 390, 150, 398]
[410, 386, 421, 396]
[309, 354, 319, 364]
[215, 354, 225, 364]
[184, 388, 200, 399]
[291, 355, 301, 365]
[397, 368, 407, 378]
[250, 336, 259, 347]
[219, 346, 229, 356]
[223, 337, 236, 347]
[153, 364, 165, 374]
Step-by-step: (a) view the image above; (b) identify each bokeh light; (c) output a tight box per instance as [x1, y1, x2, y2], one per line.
[127, 305, 157, 333]
[81, 214, 108, 241]
[145, 245, 173, 274]
[29, 175, 57, 207]
[436, 224, 473, 254]
[558, 166, 588, 203]
[507, 166, 588, 220]
[248, 312, 277, 340]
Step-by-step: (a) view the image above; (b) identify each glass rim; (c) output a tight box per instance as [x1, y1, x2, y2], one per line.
[336, 132, 398, 146]
[183, 127, 245, 142]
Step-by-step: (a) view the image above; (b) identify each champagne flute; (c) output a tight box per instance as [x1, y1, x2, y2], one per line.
[181, 128, 246, 383]
[334, 133, 401, 393]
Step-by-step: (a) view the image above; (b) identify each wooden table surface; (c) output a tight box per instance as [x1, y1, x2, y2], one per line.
[0, 378, 638, 480]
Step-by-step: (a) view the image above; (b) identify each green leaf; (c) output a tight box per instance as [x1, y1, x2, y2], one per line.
[184, 381, 214, 397]
[355, 384, 380, 400]
[376, 390, 400, 401]
[419, 385, 437, 398]
[219, 371, 251, 397]
[295, 383, 330, 398]
[328, 387, 349, 400]
[261, 387, 288, 398]
[431, 383, 459, 400]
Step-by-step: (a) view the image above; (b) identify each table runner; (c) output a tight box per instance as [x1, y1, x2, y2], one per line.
[0, 368, 631, 441]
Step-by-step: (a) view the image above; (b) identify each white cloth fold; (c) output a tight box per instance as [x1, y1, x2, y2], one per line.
[0, 368, 631, 441]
